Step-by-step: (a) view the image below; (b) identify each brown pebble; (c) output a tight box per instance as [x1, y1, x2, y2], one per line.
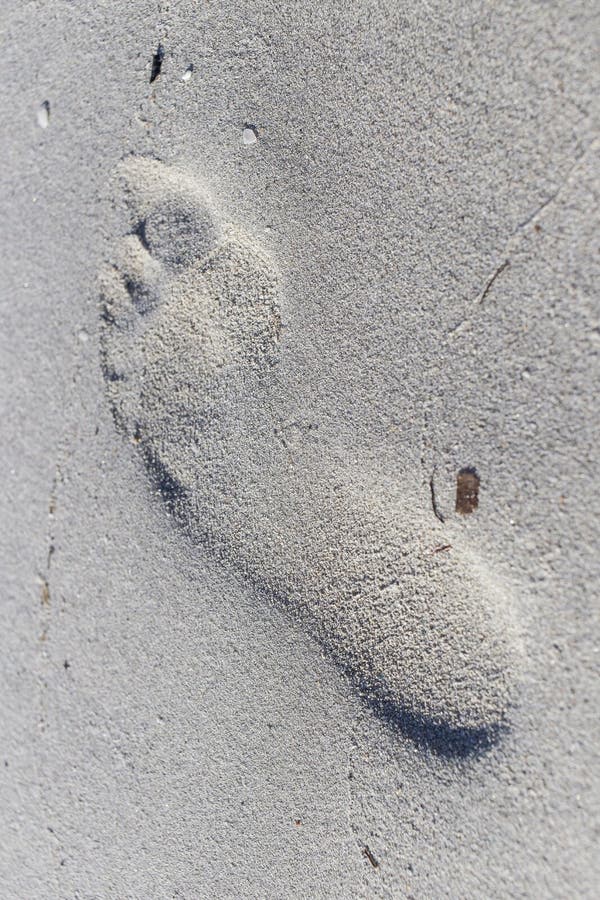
[456, 468, 480, 514]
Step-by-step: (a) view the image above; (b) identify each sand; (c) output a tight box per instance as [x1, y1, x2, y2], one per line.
[1, 1, 599, 897]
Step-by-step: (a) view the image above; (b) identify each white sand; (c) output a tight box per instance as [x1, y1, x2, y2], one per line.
[1, 2, 599, 897]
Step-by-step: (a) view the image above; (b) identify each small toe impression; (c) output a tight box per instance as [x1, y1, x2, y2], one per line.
[99, 264, 136, 332]
[114, 235, 163, 314]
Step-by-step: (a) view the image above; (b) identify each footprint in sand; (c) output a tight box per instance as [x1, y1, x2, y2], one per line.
[99, 157, 520, 753]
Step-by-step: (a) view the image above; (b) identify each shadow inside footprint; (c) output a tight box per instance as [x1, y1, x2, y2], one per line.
[365, 692, 503, 759]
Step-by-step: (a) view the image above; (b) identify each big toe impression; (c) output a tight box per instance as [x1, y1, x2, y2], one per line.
[117, 156, 220, 270]
[143, 194, 218, 270]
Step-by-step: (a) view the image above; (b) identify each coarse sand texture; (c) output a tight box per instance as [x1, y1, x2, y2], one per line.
[100, 157, 521, 751]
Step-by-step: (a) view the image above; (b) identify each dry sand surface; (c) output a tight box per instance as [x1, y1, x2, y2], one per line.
[1, 1, 599, 897]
